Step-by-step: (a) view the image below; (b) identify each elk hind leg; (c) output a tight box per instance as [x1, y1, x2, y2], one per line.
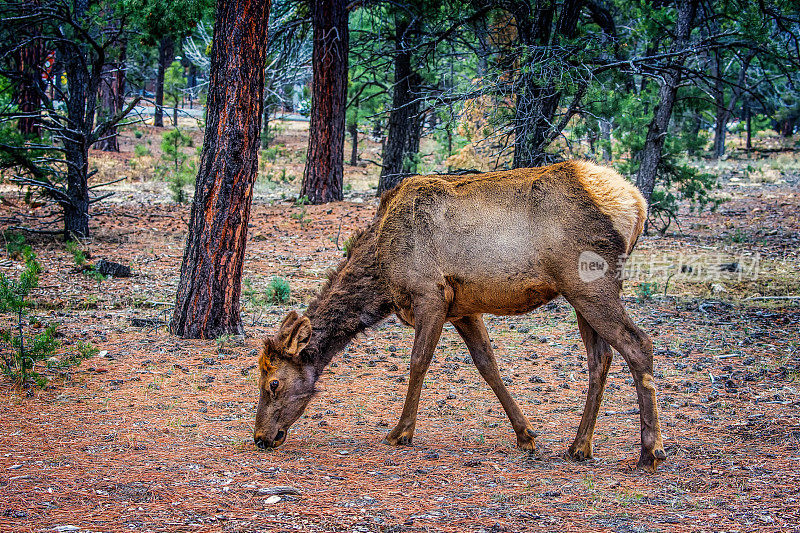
[566, 310, 613, 462]
[568, 294, 666, 472]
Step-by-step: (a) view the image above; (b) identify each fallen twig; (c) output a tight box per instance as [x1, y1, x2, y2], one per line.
[745, 296, 800, 301]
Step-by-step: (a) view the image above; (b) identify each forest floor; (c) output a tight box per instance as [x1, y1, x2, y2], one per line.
[1, 123, 800, 532]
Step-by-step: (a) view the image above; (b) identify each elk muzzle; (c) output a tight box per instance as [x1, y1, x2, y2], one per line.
[254, 428, 287, 449]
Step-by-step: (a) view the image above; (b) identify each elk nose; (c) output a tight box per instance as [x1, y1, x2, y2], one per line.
[254, 433, 272, 449]
[274, 429, 286, 444]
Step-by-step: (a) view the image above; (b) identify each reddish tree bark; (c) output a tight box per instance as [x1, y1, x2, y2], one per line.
[300, 0, 349, 204]
[779, 117, 796, 137]
[96, 67, 119, 150]
[16, 42, 44, 136]
[170, 0, 271, 339]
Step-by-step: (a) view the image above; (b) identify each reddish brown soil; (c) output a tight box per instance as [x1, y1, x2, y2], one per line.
[1, 167, 799, 532]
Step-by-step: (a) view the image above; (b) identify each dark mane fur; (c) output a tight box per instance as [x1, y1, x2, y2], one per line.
[300, 220, 395, 373]
[304, 226, 368, 311]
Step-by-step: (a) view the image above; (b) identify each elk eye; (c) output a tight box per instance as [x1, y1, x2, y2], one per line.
[270, 379, 279, 392]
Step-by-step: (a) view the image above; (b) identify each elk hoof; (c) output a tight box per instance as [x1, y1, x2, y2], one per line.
[637, 447, 666, 472]
[516, 428, 537, 451]
[565, 446, 593, 462]
[382, 433, 413, 446]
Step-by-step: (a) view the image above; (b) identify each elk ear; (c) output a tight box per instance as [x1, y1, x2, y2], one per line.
[283, 316, 312, 362]
[276, 311, 300, 350]
[279, 310, 300, 331]
[259, 340, 275, 372]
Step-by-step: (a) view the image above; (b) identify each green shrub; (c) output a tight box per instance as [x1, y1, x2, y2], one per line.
[65, 240, 88, 267]
[635, 281, 658, 302]
[50, 341, 98, 369]
[262, 146, 281, 162]
[44, 340, 97, 373]
[2, 231, 26, 259]
[64, 241, 110, 282]
[242, 277, 267, 308]
[266, 276, 290, 304]
[161, 128, 191, 170]
[164, 61, 187, 126]
[168, 162, 195, 204]
[290, 207, 311, 227]
[76, 340, 99, 359]
[89, 269, 107, 283]
[342, 234, 356, 257]
[133, 144, 150, 157]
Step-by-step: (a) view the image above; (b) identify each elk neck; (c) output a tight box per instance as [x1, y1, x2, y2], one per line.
[300, 226, 395, 375]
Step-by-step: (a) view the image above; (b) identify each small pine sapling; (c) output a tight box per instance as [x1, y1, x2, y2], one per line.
[160, 128, 194, 203]
[0, 247, 58, 387]
[164, 61, 188, 127]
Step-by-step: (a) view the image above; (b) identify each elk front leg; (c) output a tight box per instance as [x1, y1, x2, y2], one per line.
[567, 311, 613, 461]
[452, 314, 537, 451]
[383, 299, 447, 446]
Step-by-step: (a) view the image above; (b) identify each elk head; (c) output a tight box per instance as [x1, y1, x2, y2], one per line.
[253, 311, 318, 448]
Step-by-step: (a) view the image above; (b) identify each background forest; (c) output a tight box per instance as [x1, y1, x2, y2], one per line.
[1, 0, 799, 235]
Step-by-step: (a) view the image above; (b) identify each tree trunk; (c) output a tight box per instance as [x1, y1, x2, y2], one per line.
[744, 100, 751, 151]
[687, 112, 701, 156]
[261, 84, 278, 148]
[60, 1, 96, 239]
[779, 117, 795, 137]
[712, 112, 727, 159]
[474, 18, 489, 77]
[378, 18, 422, 195]
[95, 35, 126, 151]
[261, 100, 271, 148]
[512, 73, 562, 168]
[635, 0, 698, 206]
[188, 63, 197, 108]
[710, 51, 728, 159]
[348, 120, 358, 166]
[154, 36, 173, 128]
[712, 51, 753, 159]
[170, 0, 271, 339]
[95, 63, 121, 151]
[600, 119, 612, 161]
[16, 42, 43, 136]
[63, 142, 90, 238]
[114, 40, 127, 135]
[301, 0, 349, 204]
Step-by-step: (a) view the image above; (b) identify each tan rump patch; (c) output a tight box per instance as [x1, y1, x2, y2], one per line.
[573, 161, 647, 253]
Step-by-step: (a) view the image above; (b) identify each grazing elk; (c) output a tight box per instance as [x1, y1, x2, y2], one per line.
[254, 161, 666, 471]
